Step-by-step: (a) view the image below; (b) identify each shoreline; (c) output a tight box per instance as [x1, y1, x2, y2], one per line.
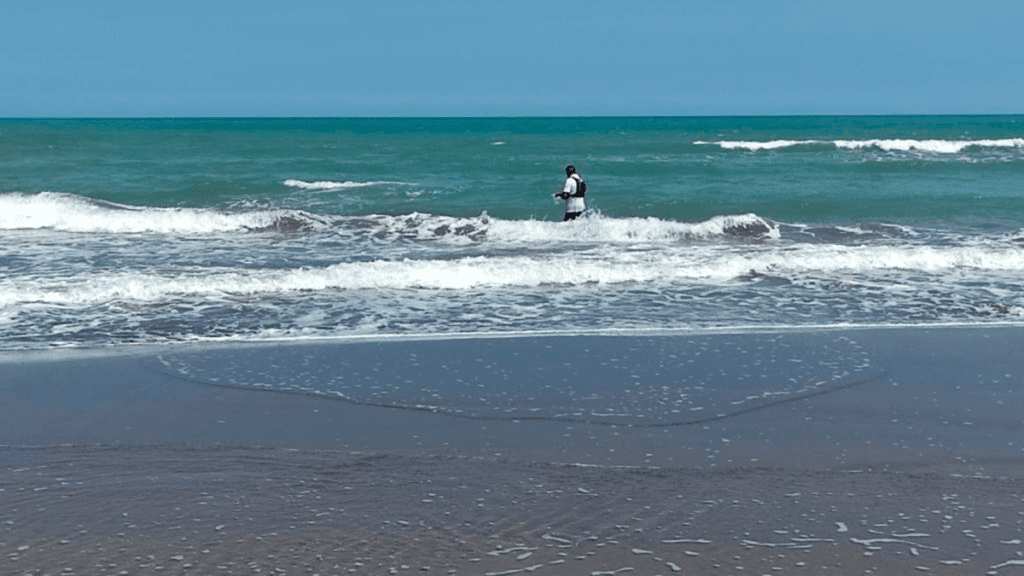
[6, 319, 1024, 361]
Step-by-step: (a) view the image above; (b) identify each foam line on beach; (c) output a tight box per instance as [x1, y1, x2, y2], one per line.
[142, 357, 885, 428]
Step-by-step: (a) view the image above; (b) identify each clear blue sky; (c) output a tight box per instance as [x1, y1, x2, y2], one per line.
[4, 0, 1023, 117]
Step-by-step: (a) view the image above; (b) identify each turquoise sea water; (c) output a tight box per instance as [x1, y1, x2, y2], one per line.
[3, 116, 1024, 349]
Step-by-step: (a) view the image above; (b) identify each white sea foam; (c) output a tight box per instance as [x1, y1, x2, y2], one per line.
[485, 213, 780, 242]
[283, 179, 414, 190]
[363, 212, 780, 244]
[4, 243, 1023, 308]
[697, 138, 1024, 153]
[0, 192, 782, 244]
[0, 192, 283, 234]
[834, 138, 1024, 153]
[694, 140, 819, 151]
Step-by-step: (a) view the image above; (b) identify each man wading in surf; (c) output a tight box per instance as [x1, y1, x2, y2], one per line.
[554, 164, 587, 221]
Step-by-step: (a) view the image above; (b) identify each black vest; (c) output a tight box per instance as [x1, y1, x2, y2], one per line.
[571, 174, 586, 197]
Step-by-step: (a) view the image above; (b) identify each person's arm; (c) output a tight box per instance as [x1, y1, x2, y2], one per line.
[554, 177, 574, 199]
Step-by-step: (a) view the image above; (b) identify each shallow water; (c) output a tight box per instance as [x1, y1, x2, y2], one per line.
[4, 327, 1022, 469]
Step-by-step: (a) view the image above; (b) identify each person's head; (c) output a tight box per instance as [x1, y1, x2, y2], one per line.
[565, 165, 576, 176]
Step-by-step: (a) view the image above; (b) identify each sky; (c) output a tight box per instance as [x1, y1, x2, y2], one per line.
[3, 0, 1023, 117]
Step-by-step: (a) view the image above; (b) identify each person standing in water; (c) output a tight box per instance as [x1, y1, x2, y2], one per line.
[554, 164, 587, 221]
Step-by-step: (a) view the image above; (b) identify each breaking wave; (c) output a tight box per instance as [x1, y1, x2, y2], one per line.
[0, 192, 779, 242]
[283, 179, 416, 190]
[0, 192, 307, 234]
[5, 242, 1023, 308]
[696, 138, 1024, 154]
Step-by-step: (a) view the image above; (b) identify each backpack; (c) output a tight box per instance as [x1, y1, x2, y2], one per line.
[572, 175, 587, 197]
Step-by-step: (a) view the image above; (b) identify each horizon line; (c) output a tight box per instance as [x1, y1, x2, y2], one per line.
[3, 112, 1024, 120]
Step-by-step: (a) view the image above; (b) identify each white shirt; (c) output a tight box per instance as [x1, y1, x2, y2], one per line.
[562, 174, 586, 213]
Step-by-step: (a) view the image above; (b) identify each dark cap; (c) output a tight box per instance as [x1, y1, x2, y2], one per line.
[565, 165, 576, 175]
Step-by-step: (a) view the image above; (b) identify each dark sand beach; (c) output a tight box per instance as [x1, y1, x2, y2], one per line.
[3, 327, 1024, 575]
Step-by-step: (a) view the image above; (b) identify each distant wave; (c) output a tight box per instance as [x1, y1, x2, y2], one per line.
[283, 179, 415, 190]
[695, 138, 1024, 153]
[695, 139, 820, 151]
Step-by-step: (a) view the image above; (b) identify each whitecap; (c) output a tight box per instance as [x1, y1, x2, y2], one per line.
[283, 179, 415, 190]
[6, 241, 1024, 308]
[0, 192, 281, 234]
[697, 138, 1024, 154]
[695, 140, 821, 151]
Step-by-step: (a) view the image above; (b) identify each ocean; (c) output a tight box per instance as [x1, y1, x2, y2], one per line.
[3, 115, 1024, 351]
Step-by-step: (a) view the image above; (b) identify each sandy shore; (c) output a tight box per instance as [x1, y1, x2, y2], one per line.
[4, 445, 1024, 575]
[3, 326, 1024, 574]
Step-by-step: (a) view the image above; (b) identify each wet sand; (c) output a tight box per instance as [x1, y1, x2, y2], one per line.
[3, 327, 1024, 574]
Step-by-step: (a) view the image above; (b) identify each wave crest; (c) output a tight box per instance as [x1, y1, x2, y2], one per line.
[283, 179, 415, 190]
[0, 192, 778, 243]
[331, 212, 780, 244]
[697, 138, 1024, 154]
[0, 192, 333, 234]
[5, 242, 1024, 308]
